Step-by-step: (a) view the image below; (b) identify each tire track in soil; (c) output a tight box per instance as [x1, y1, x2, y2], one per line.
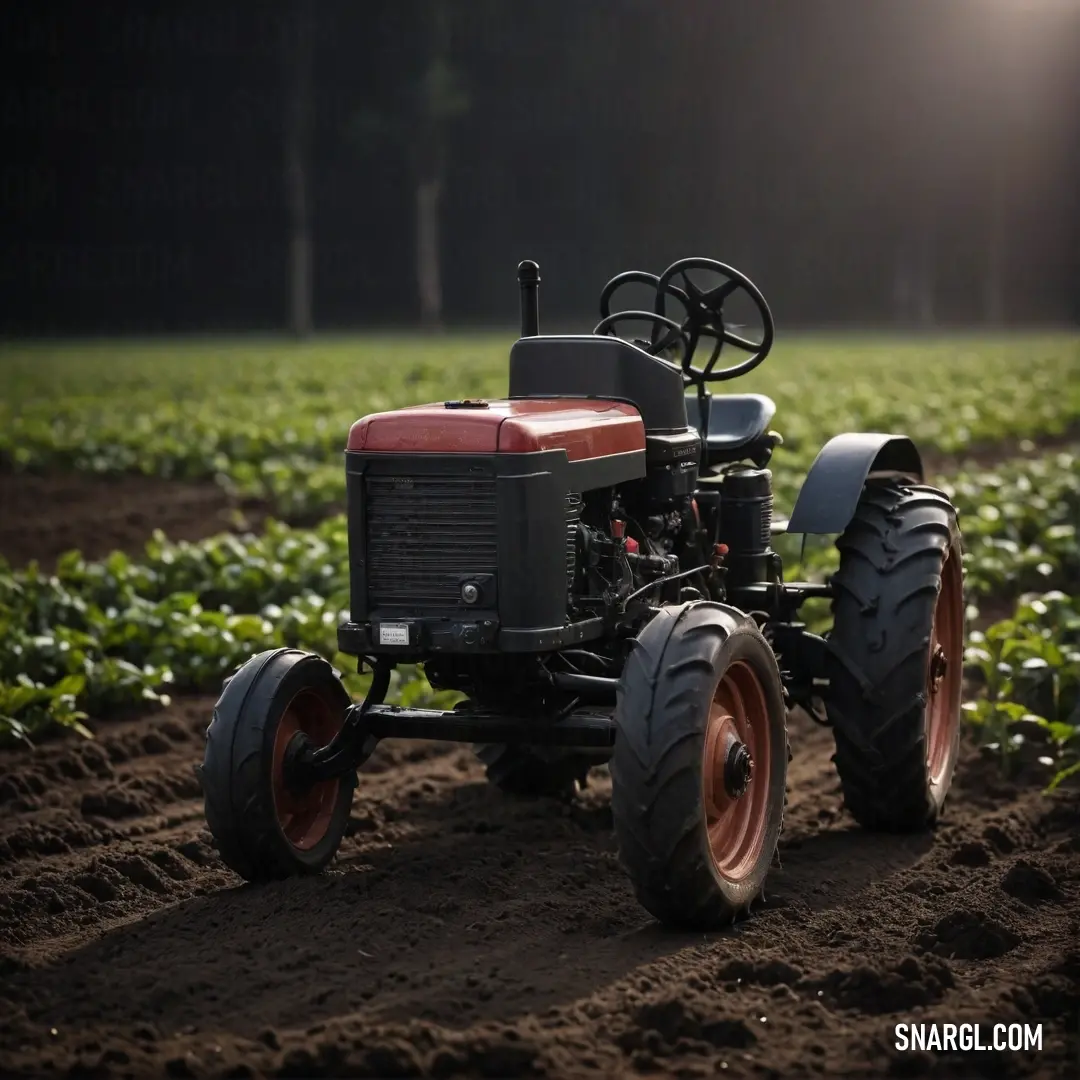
[0, 701, 1076, 1078]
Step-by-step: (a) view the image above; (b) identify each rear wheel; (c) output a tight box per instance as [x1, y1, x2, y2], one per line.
[610, 602, 787, 929]
[826, 481, 964, 830]
[199, 649, 354, 880]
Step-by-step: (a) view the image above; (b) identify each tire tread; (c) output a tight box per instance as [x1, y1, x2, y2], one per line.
[611, 603, 788, 929]
[826, 480, 963, 831]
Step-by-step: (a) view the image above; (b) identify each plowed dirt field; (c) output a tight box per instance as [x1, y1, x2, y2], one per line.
[1, 695, 1076, 1078]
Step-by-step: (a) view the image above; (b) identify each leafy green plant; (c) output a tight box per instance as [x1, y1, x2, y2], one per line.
[0, 674, 93, 745]
[962, 591, 1080, 788]
[944, 451, 1079, 601]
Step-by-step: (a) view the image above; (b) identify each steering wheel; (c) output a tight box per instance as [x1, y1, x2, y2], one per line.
[599, 270, 692, 327]
[654, 257, 774, 383]
[593, 310, 689, 360]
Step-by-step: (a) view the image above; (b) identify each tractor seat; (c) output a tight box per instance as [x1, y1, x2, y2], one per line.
[684, 393, 776, 455]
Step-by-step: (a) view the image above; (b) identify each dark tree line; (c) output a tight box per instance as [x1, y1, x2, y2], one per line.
[2, 0, 1078, 335]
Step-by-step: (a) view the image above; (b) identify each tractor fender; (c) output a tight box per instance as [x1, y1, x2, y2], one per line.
[786, 433, 923, 535]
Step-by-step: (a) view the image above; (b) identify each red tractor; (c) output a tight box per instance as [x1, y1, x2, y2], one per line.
[199, 257, 964, 929]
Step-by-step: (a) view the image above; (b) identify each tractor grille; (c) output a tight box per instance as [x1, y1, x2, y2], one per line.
[366, 474, 498, 611]
[565, 492, 583, 595]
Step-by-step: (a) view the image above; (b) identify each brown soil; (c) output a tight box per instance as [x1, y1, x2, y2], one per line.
[0, 702, 1075, 1078]
[920, 425, 1079, 480]
[0, 472, 273, 568]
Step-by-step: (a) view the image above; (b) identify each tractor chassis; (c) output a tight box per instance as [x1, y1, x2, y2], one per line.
[288, 698, 617, 789]
[285, 578, 835, 791]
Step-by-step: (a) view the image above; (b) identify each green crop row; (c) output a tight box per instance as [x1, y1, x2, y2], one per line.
[963, 590, 1080, 791]
[0, 518, 456, 745]
[785, 447, 1079, 617]
[2, 334, 1077, 517]
[0, 337, 509, 518]
[943, 450, 1078, 604]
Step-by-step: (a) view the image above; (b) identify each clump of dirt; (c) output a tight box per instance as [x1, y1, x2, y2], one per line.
[916, 909, 1022, 960]
[714, 956, 803, 987]
[615, 994, 759, 1057]
[984, 821, 1023, 854]
[808, 955, 955, 1014]
[949, 840, 992, 867]
[80, 784, 150, 820]
[1000, 858, 1065, 906]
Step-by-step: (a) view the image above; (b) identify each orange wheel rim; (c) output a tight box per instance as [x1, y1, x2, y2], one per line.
[270, 689, 343, 851]
[926, 546, 963, 787]
[702, 660, 772, 882]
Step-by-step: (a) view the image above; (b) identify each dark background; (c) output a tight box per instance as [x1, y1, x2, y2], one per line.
[2, 0, 1079, 335]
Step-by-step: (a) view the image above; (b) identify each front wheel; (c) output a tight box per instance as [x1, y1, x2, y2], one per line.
[826, 481, 964, 831]
[199, 649, 354, 880]
[611, 602, 788, 929]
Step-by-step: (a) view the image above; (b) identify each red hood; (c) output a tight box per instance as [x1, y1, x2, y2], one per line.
[347, 398, 645, 461]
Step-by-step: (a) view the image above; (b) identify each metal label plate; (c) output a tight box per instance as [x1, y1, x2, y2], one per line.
[377, 623, 410, 646]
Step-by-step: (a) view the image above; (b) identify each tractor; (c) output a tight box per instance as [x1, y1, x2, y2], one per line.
[199, 257, 964, 929]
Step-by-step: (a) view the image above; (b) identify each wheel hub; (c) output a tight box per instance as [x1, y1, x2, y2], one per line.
[723, 740, 755, 798]
[929, 645, 948, 691]
[281, 730, 317, 795]
[270, 689, 346, 853]
[702, 660, 773, 883]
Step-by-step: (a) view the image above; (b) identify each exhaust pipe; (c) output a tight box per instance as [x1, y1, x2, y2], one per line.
[518, 259, 540, 337]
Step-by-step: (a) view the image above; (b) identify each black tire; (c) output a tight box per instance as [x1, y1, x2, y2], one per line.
[476, 743, 593, 798]
[610, 602, 788, 929]
[826, 480, 964, 831]
[199, 648, 354, 880]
